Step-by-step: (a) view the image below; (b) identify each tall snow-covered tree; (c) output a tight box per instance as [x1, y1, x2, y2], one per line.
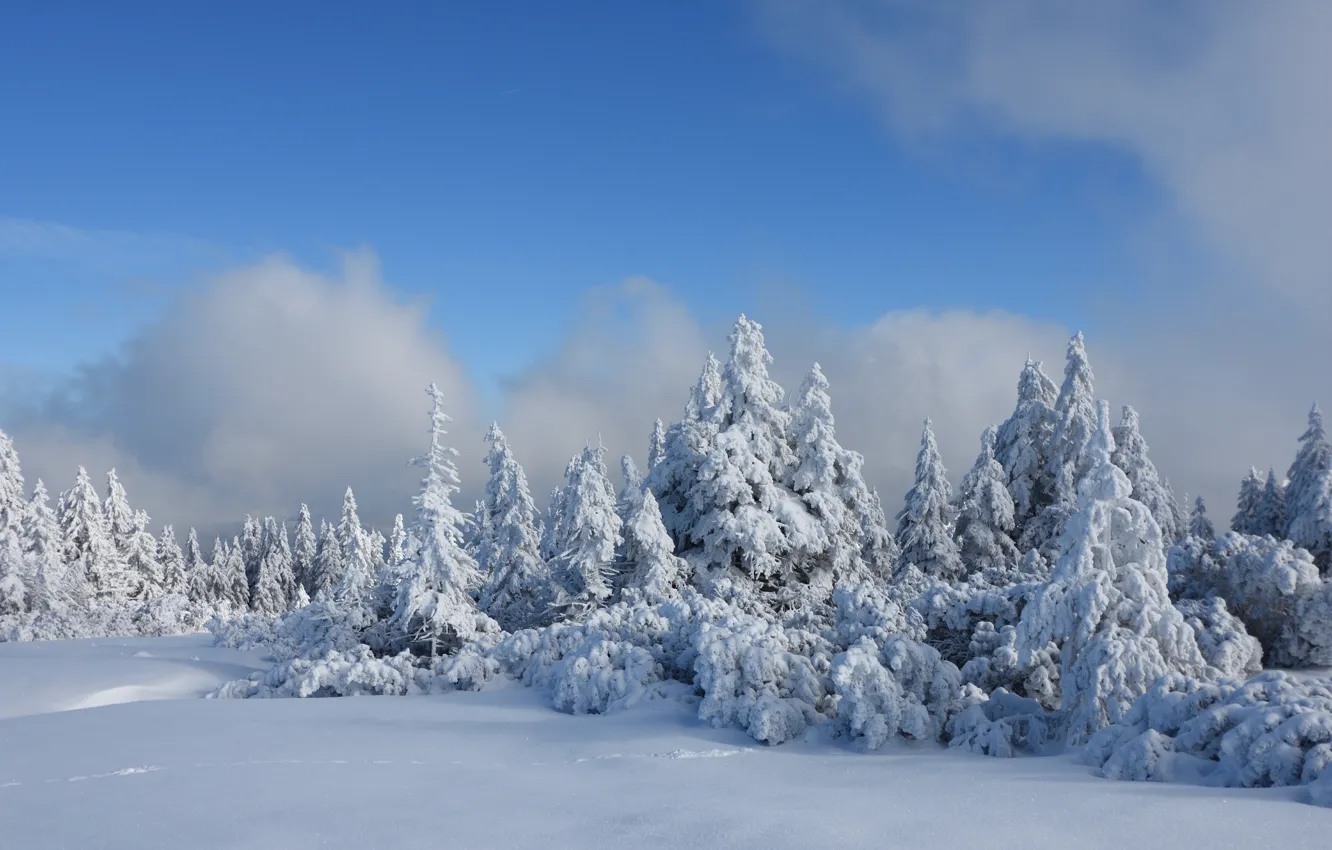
[1285, 403, 1332, 570]
[309, 519, 343, 600]
[1188, 496, 1216, 541]
[221, 538, 250, 612]
[476, 423, 550, 632]
[22, 481, 69, 612]
[125, 510, 163, 599]
[617, 486, 688, 603]
[1024, 334, 1096, 555]
[388, 512, 408, 568]
[1111, 405, 1184, 544]
[0, 528, 26, 615]
[0, 430, 25, 538]
[240, 515, 263, 599]
[249, 518, 289, 615]
[994, 358, 1058, 535]
[1015, 401, 1209, 744]
[60, 467, 130, 605]
[1232, 467, 1264, 534]
[895, 419, 963, 582]
[619, 454, 643, 515]
[102, 469, 137, 559]
[292, 504, 317, 595]
[334, 488, 378, 609]
[647, 418, 667, 473]
[550, 443, 623, 619]
[646, 351, 723, 542]
[1254, 469, 1288, 538]
[392, 383, 494, 655]
[157, 526, 186, 595]
[955, 426, 1020, 579]
[184, 528, 211, 606]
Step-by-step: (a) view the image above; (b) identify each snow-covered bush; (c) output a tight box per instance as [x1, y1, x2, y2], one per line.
[548, 634, 662, 715]
[948, 688, 1069, 758]
[1174, 597, 1263, 680]
[1083, 671, 1332, 802]
[830, 635, 962, 750]
[959, 622, 1060, 711]
[212, 645, 426, 699]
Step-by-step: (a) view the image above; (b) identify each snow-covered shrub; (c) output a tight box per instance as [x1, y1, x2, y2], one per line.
[131, 592, 210, 637]
[830, 635, 962, 750]
[548, 634, 662, 715]
[1174, 597, 1262, 679]
[694, 614, 834, 745]
[212, 646, 426, 699]
[959, 622, 1060, 711]
[1084, 671, 1332, 795]
[948, 688, 1069, 758]
[826, 581, 917, 649]
[1280, 582, 1332, 668]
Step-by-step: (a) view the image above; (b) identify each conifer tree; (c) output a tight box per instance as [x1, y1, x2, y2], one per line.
[184, 528, 211, 606]
[955, 426, 1020, 579]
[334, 488, 377, 609]
[157, 526, 186, 595]
[540, 462, 575, 563]
[1111, 405, 1184, 544]
[22, 481, 67, 612]
[1232, 467, 1264, 534]
[647, 418, 667, 472]
[895, 419, 963, 581]
[249, 519, 288, 615]
[0, 430, 25, 538]
[292, 504, 317, 595]
[392, 383, 494, 655]
[1015, 401, 1209, 743]
[309, 519, 343, 600]
[646, 351, 723, 542]
[994, 359, 1058, 536]
[551, 443, 623, 619]
[1188, 496, 1216, 540]
[60, 467, 128, 605]
[476, 423, 550, 631]
[0, 528, 26, 615]
[617, 487, 688, 603]
[125, 510, 162, 599]
[102, 469, 137, 558]
[1254, 469, 1288, 538]
[1285, 403, 1332, 570]
[388, 513, 408, 568]
[240, 515, 263, 600]
[222, 538, 250, 612]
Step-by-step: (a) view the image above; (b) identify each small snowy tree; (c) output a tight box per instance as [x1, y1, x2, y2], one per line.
[1254, 469, 1288, 538]
[1015, 401, 1209, 744]
[1188, 497, 1216, 541]
[617, 487, 688, 603]
[292, 505, 318, 595]
[333, 488, 378, 610]
[994, 359, 1058, 536]
[1112, 406, 1184, 544]
[309, 519, 343, 600]
[895, 419, 963, 582]
[157, 526, 186, 595]
[1285, 404, 1332, 571]
[551, 443, 623, 620]
[476, 423, 551, 632]
[1232, 468, 1264, 534]
[391, 383, 495, 655]
[647, 418, 667, 472]
[388, 513, 409, 568]
[954, 426, 1020, 579]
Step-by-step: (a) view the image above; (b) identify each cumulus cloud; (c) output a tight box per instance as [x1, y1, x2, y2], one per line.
[755, 0, 1332, 309]
[5, 252, 481, 539]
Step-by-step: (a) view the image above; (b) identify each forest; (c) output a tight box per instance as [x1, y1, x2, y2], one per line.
[2, 315, 1331, 804]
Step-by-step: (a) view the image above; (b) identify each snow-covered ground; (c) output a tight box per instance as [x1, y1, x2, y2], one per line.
[1, 635, 1329, 849]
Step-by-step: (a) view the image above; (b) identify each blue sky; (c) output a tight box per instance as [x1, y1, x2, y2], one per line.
[0, 1, 1152, 397]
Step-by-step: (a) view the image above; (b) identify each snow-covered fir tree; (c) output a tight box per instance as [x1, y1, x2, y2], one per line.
[994, 358, 1058, 537]
[309, 518, 343, 600]
[21, 480, 69, 613]
[292, 504, 317, 596]
[102, 469, 137, 560]
[183, 528, 211, 606]
[954, 425, 1020, 579]
[1016, 401, 1209, 744]
[157, 526, 186, 595]
[391, 383, 495, 655]
[1188, 496, 1216, 541]
[1254, 469, 1288, 538]
[240, 515, 263, 600]
[617, 485, 688, 603]
[646, 351, 723, 542]
[221, 538, 250, 613]
[60, 466, 130, 605]
[125, 510, 163, 599]
[1024, 333, 1097, 555]
[540, 459, 575, 563]
[1111, 405, 1184, 544]
[1232, 467, 1264, 534]
[0, 528, 26, 615]
[476, 423, 550, 632]
[0, 430, 24, 538]
[647, 418, 667, 473]
[618, 454, 644, 516]
[388, 512, 408, 568]
[895, 419, 963, 582]
[550, 443, 622, 620]
[334, 488, 378, 609]
[249, 518, 288, 615]
[1285, 403, 1332, 571]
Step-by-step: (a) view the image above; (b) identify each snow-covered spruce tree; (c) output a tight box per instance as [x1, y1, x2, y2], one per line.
[292, 505, 317, 596]
[1111, 405, 1184, 545]
[21, 481, 68, 613]
[1188, 496, 1216, 541]
[221, 538, 251, 613]
[240, 515, 263, 599]
[391, 383, 496, 656]
[1285, 403, 1332, 571]
[954, 426, 1020, 580]
[125, 510, 163, 599]
[476, 423, 551, 632]
[1232, 468, 1264, 535]
[646, 351, 723, 543]
[994, 358, 1058, 540]
[647, 418, 667, 473]
[617, 486, 688, 603]
[388, 512, 408, 568]
[249, 518, 288, 616]
[60, 466, 132, 606]
[0, 526, 28, 615]
[184, 528, 212, 607]
[550, 443, 623, 620]
[0, 430, 24, 539]
[157, 526, 186, 595]
[309, 519, 343, 600]
[895, 419, 963, 582]
[787, 362, 896, 597]
[1254, 469, 1288, 539]
[619, 454, 643, 512]
[1024, 334, 1097, 556]
[102, 469, 137, 562]
[1015, 401, 1209, 744]
[334, 488, 378, 610]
